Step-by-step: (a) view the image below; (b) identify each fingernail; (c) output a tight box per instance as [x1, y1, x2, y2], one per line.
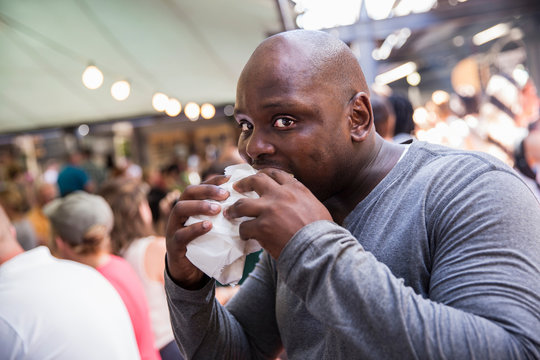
[218, 188, 228, 196]
[210, 203, 220, 212]
[202, 220, 211, 229]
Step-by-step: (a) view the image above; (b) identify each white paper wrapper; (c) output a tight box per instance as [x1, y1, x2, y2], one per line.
[185, 164, 261, 285]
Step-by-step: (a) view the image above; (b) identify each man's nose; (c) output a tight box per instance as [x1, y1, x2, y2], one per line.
[245, 129, 275, 161]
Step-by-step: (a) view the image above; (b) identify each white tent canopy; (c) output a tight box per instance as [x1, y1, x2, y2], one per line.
[0, 0, 282, 134]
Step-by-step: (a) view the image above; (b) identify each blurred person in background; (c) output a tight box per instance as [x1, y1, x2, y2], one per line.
[26, 181, 57, 246]
[80, 147, 107, 191]
[99, 178, 183, 360]
[164, 30, 540, 359]
[42, 159, 60, 184]
[371, 93, 396, 140]
[5, 161, 35, 206]
[118, 157, 144, 180]
[0, 182, 37, 250]
[516, 79, 540, 127]
[389, 92, 416, 143]
[162, 162, 189, 193]
[45, 191, 160, 360]
[0, 204, 140, 359]
[514, 120, 540, 200]
[145, 167, 180, 236]
[156, 190, 181, 236]
[57, 151, 93, 197]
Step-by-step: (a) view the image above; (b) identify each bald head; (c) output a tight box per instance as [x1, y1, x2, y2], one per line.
[238, 30, 369, 105]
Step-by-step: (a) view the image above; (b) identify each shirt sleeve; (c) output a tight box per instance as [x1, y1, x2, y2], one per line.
[277, 170, 540, 359]
[164, 254, 283, 359]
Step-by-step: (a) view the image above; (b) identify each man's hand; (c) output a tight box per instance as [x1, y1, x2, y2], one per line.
[165, 176, 229, 289]
[224, 168, 332, 259]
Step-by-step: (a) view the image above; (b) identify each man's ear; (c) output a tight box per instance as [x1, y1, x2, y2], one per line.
[348, 92, 372, 142]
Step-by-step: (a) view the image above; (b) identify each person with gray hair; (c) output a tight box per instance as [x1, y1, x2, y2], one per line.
[0, 204, 140, 359]
[165, 30, 540, 359]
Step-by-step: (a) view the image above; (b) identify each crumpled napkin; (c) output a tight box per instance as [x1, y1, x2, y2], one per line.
[185, 164, 261, 285]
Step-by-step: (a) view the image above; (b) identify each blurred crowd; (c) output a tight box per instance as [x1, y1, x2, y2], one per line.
[0, 141, 244, 249]
[0, 140, 246, 359]
[371, 77, 540, 201]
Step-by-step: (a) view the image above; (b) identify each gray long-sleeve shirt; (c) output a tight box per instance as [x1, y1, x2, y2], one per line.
[165, 141, 540, 359]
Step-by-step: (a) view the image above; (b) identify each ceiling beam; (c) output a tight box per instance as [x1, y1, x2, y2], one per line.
[328, 0, 540, 42]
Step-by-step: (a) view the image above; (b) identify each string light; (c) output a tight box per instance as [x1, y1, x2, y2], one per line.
[82, 65, 103, 89]
[111, 80, 130, 101]
[200, 103, 216, 119]
[79, 64, 217, 120]
[165, 98, 181, 117]
[152, 92, 169, 112]
[185, 102, 200, 121]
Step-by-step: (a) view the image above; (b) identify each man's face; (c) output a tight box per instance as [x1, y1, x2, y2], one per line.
[234, 50, 355, 201]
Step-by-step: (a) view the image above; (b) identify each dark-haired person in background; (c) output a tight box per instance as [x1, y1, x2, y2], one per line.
[389, 92, 416, 143]
[371, 93, 396, 140]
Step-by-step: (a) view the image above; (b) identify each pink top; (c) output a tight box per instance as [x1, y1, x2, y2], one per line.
[98, 255, 161, 360]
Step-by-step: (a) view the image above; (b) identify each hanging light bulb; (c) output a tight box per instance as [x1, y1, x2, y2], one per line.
[200, 103, 215, 119]
[185, 102, 200, 121]
[165, 98, 181, 117]
[111, 80, 130, 101]
[152, 92, 169, 112]
[82, 65, 104, 89]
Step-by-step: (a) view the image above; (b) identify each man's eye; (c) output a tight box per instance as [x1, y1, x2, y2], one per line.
[238, 121, 252, 132]
[274, 118, 294, 128]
